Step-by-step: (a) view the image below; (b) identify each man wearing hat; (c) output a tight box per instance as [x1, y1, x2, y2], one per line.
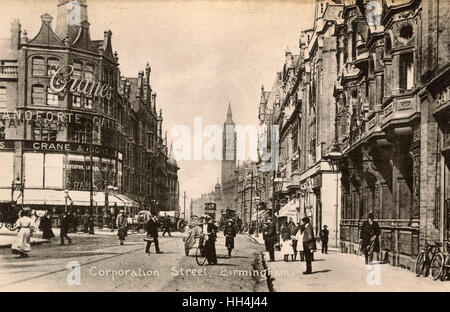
[116, 210, 128, 246]
[302, 217, 316, 274]
[262, 218, 277, 262]
[145, 212, 162, 254]
[360, 213, 380, 264]
[224, 219, 237, 258]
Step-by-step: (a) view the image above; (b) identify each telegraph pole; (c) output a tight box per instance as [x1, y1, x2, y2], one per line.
[249, 170, 253, 233]
[183, 191, 187, 219]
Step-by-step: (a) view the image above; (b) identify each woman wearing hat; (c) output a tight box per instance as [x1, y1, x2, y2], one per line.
[224, 219, 236, 258]
[204, 216, 218, 264]
[11, 208, 34, 258]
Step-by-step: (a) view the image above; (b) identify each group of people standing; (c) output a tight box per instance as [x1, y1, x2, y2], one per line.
[184, 216, 238, 265]
[262, 217, 328, 275]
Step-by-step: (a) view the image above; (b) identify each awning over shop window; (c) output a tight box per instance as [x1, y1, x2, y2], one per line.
[115, 194, 139, 208]
[279, 198, 299, 218]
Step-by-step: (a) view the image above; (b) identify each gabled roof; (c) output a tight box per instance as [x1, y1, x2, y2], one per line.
[28, 15, 65, 47]
[71, 21, 98, 53]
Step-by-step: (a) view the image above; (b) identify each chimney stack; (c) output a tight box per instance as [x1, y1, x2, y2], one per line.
[10, 19, 21, 50]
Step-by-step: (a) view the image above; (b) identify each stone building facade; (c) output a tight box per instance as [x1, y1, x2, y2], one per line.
[333, 0, 450, 270]
[0, 0, 179, 225]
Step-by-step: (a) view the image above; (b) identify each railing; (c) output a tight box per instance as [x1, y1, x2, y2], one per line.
[0, 65, 18, 78]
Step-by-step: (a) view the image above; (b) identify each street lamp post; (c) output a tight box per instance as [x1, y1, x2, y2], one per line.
[64, 189, 69, 213]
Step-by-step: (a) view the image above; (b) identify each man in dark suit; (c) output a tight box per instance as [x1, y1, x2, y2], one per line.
[360, 213, 380, 264]
[262, 218, 277, 262]
[60, 212, 73, 245]
[320, 225, 329, 254]
[145, 213, 162, 254]
[302, 217, 316, 275]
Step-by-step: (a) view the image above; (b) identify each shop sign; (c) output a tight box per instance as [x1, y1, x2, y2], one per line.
[50, 65, 113, 100]
[23, 140, 118, 158]
[0, 110, 119, 130]
[0, 140, 15, 149]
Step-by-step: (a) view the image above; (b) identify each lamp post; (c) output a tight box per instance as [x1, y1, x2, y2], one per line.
[64, 189, 69, 213]
[323, 141, 343, 249]
[104, 185, 114, 229]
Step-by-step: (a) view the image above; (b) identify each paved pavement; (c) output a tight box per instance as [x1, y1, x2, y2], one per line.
[0, 231, 266, 292]
[246, 234, 450, 292]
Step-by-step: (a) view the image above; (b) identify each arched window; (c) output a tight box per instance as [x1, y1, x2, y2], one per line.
[32, 57, 45, 76]
[47, 58, 60, 76]
[31, 84, 45, 105]
[384, 35, 392, 59]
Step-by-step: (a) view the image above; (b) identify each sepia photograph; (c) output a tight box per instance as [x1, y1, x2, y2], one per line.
[0, 0, 449, 295]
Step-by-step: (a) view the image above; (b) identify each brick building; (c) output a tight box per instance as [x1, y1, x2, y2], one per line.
[0, 0, 179, 225]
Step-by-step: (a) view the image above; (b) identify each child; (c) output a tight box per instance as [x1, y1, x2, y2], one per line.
[281, 232, 293, 262]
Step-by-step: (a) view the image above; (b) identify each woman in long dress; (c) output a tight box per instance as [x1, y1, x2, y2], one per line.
[183, 220, 203, 256]
[12, 209, 34, 258]
[39, 213, 55, 240]
[204, 217, 218, 265]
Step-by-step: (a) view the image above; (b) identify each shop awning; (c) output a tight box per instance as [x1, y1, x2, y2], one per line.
[279, 198, 299, 218]
[115, 194, 139, 208]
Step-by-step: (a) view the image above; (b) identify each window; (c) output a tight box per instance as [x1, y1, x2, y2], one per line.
[0, 121, 5, 140]
[32, 85, 45, 105]
[0, 152, 13, 187]
[0, 87, 6, 109]
[24, 153, 44, 188]
[47, 88, 59, 106]
[47, 58, 59, 76]
[32, 57, 45, 76]
[85, 64, 94, 82]
[399, 52, 414, 92]
[32, 120, 58, 141]
[72, 62, 82, 79]
[71, 123, 99, 144]
[45, 154, 64, 189]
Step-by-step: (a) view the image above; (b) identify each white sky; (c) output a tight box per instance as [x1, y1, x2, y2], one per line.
[0, 0, 315, 204]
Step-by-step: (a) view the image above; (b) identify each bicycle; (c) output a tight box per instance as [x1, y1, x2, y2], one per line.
[415, 241, 441, 277]
[195, 234, 207, 266]
[430, 242, 450, 281]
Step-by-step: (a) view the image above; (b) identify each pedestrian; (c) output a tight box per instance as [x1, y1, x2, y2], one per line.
[360, 213, 381, 265]
[320, 225, 329, 254]
[262, 218, 277, 262]
[224, 219, 236, 258]
[280, 231, 293, 262]
[69, 211, 77, 233]
[295, 223, 305, 261]
[11, 208, 34, 258]
[204, 216, 218, 264]
[302, 217, 316, 275]
[116, 210, 128, 245]
[39, 212, 55, 240]
[60, 212, 73, 245]
[88, 215, 95, 235]
[290, 223, 299, 261]
[162, 216, 172, 237]
[183, 218, 203, 256]
[145, 212, 162, 254]
[82, 212, 89, 233]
